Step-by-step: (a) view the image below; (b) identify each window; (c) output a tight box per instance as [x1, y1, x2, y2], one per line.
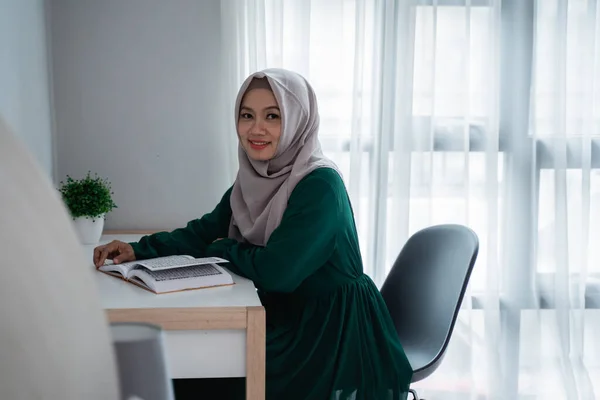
[537, 169, 600, 275]
[306, 0, 501, 289]
[532, 0, 600, 299]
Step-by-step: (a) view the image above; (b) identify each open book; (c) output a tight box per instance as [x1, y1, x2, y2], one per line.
[98, 255, 234, 294]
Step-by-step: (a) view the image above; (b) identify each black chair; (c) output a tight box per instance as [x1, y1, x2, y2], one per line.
[110, 322, 174, 400]
[380, 224, 479, 400]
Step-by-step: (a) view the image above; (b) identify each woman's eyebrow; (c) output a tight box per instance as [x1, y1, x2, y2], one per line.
[240, 105, 280, 112]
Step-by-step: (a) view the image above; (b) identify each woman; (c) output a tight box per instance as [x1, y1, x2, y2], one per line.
[94, 68, 413, 399]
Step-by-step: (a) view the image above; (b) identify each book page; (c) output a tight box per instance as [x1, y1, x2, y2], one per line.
[128, 263, 233, 293]
[134, 255, 193, 271]
[143, 264, 224, 281]
[98, 259, 135, 277]
[136, 256, 228, 271]
[112, 259, 142, 276]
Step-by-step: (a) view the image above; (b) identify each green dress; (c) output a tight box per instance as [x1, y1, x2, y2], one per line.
[130, 168, 413, 400]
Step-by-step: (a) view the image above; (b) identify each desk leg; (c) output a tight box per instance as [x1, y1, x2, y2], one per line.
[246, 306, 266, 400]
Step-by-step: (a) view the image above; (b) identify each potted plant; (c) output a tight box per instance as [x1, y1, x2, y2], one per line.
[58, 172, 117, 244]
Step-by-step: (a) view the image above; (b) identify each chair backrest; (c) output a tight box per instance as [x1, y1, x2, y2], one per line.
[380, 224, 479, 382]
[111, 323, 174, 400]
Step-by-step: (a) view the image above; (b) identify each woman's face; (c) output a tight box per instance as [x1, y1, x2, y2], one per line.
[237, 88, 282, 161]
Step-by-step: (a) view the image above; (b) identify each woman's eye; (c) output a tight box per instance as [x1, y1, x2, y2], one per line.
[267, 113, 280, 120]
[240, 113, 253, 120]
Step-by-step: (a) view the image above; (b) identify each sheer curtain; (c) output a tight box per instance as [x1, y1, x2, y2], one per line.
[220, 0, 600, 398]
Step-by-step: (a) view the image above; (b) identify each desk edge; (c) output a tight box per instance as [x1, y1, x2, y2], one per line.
[106, 306, 254, 330]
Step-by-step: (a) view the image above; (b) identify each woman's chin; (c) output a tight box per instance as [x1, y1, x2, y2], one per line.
[245, 147, 275, 161]
[249, 153, 274, 161]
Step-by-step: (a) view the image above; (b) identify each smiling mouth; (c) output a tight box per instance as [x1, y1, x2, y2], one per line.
[248, 140, 271, 150]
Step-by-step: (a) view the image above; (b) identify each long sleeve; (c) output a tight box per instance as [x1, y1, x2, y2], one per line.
[206, 172, 341, 293]
[131, 187, 233, 260]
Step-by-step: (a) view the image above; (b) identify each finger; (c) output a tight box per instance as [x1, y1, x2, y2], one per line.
[113, 243, 128, 264]
[93, 246, 103, 266]
[94, 246, 107, 267]
[113, 243, 124, 264]
[105, 241, 122, 257]
[97, 247, 110, 267]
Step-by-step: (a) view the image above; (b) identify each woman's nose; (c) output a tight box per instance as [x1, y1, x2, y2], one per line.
[250, 120, 266, 134]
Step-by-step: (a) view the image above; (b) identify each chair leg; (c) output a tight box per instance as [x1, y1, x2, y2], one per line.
[408, 388, 419, 400]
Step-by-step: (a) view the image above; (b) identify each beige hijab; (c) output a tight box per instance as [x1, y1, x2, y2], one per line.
[228, 68, 340, 246]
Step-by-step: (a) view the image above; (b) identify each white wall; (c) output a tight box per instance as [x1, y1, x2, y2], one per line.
[49, 0, 232, 230]
[0, 0, 54, 177]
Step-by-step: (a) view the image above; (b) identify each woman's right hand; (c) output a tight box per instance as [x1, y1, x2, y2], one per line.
[93, 240, 136, 268]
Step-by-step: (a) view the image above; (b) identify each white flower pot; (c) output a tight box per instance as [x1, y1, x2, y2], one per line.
[73, 215, 105, 244]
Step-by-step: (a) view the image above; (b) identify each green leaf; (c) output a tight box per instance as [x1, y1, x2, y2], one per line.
[57, 172, 117, 218]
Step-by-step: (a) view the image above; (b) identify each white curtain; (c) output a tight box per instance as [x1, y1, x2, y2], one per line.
[220, 0, 600, 398]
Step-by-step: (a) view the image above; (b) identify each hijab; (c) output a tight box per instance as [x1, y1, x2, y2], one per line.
[228, 68, 341, 246]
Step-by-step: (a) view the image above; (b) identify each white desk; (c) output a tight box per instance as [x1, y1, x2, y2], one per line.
[85, 234, 265, 400]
